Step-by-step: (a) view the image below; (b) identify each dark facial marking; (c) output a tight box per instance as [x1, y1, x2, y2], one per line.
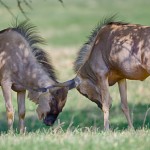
[43, 87, 68, 126]
[43, 113, 58, 126]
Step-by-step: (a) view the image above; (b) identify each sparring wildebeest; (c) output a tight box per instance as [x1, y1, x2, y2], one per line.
[46, 16, 150, 130]
[0, 21, 68, 132]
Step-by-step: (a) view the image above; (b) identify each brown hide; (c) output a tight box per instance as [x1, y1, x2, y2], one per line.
[75, 21, 150, 130]
[0, 22, 68, 132]
[39, 18, 150, 130]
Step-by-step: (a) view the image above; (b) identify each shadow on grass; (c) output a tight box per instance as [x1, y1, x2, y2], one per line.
[0, 103, 150, 133]
[58, 103, 150, 130]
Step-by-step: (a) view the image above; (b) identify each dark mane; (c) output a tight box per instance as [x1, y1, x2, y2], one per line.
[11, 20, 57, 81]
[32, 47, 57, 81]
[74, 16, 128, 72]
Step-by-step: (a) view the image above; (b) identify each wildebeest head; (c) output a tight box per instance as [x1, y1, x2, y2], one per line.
[76, 75, 112, 109]
[28, 86, 68, 126]
[75, 75, 103, 109]
[43, 87, 68, 126]
[42, 78, 80, 126]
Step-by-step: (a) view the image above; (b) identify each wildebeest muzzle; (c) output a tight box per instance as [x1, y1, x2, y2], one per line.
[43, 113, 58, 126]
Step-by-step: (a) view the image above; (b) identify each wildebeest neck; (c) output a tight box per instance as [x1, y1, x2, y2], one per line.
[79, 60, 98, 84]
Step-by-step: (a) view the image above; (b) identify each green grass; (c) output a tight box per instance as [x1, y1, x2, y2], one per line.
[0, 0, 150, 149]
[1, 0, 150, 47]
[0, 129, 150, 150]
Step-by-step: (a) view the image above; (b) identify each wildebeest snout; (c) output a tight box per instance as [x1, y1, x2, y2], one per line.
[43, 114, 58, 126]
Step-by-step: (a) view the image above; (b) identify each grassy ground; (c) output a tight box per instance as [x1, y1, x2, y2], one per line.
[0, 129, 150, 150]
[0, 0, 150, 149]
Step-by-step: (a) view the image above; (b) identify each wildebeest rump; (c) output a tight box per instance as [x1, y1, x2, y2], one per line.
[0, 21, 68, 132]
[50, 16, 150, 130]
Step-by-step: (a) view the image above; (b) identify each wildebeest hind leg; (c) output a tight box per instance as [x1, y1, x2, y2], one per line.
[17, 91, 26, 133]
[1, 80, 14, 131]
[118, 79, 133, 129]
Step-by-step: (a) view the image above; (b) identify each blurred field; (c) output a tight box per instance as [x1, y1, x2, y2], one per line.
[0, 0, 150, 149]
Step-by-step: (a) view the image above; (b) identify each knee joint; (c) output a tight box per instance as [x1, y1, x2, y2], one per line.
[19, 112, 25, 119]
[7, 111, 14, 121]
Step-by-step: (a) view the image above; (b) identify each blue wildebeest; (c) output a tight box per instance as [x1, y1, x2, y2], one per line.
[46, 16, 150, 130]
[0, 21, 68, 132]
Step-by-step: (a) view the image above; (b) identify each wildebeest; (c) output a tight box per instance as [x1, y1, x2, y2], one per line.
[48, 16, 150, 130]
[0, 21, 68, 132]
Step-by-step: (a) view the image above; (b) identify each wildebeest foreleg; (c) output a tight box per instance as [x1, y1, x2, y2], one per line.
[118, 79, 133, 128]
[17, 91, 26, 133]
[1, 80, 14, 131]
[97, 74, 111, 130]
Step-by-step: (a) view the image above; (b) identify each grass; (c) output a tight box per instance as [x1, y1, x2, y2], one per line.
[0, 129, 150, 150]
[0, 0, 150, 149]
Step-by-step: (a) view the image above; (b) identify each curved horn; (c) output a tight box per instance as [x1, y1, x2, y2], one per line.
[48, 86, 62, 92]
[53, 77, 81, 90]
[74, 76, 81, 87]
[55, 79, 75, 90]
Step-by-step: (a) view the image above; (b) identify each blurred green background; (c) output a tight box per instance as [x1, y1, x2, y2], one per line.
[0, 0, 150, 133]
